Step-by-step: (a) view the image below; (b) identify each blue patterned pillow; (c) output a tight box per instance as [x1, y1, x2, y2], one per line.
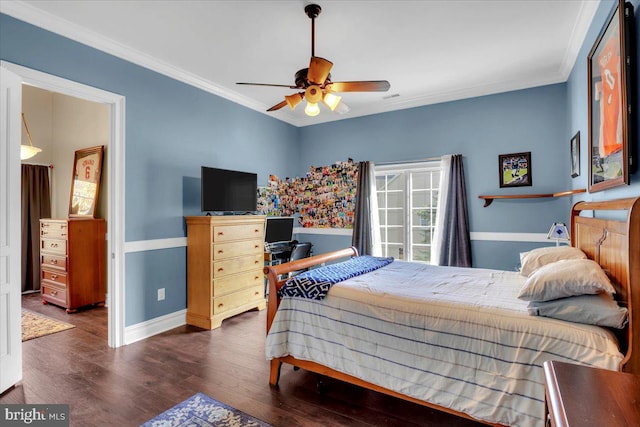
[279, 255, 394, 300]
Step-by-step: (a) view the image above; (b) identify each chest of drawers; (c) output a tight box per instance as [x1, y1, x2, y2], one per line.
[185, 215, 266, 329]
[40, 218, 106, 313]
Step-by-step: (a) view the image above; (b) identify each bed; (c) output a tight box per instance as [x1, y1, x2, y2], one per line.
[263, 197, 640, 427]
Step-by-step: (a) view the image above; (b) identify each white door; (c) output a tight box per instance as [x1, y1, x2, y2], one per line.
[0, 67, 23, 394]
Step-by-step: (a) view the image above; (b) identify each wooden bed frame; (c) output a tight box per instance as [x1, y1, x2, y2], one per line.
[264, 197, 640, 425]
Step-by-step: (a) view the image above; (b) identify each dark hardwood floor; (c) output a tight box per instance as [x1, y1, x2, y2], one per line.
[2, 293, 483, 426]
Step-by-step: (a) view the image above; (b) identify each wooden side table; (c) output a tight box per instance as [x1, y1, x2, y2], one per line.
[543, 360, 640, 427]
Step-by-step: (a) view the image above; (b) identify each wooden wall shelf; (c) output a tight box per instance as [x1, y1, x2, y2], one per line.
[478, 189, 586, 207]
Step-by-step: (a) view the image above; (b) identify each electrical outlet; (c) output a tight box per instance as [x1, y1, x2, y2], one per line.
[158, 288, 165, 301]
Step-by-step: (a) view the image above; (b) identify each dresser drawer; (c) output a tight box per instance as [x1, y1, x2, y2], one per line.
[212, 224, 264, 243]
[40, 221, 69, 239]
[41, 238, 67, 256]
[212, 285, 263, 315]
[212, 239, 263, 260]
[42, 269, 67, 286]
[41, 254, 67, 272]
[212, 254, 262, 278]
[41, 282, 67, 307]
[213, 269, 263, 297]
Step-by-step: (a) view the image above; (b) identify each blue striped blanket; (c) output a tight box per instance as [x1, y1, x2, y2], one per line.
[279, 255, 394, 300]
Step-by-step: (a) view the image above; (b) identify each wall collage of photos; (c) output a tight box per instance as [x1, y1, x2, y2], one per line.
[257, 159, 359, 228]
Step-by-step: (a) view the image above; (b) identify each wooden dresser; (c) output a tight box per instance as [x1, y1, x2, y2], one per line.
[40, 218, 106, 313]
[185, 215, 266, 329]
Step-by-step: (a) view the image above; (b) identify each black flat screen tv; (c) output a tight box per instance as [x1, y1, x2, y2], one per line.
[201, 166, 257, 213]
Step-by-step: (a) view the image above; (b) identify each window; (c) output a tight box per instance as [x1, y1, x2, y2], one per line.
[375, 162, 440, 263]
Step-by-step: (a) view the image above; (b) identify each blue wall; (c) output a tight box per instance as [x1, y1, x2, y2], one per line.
[567, 0, 640, 201]
[298, 84, 570, 269]
[3, 1, 638, 326]
[0, 14, 300, 326]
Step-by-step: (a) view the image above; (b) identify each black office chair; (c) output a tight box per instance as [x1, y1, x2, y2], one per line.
[288, 242, 313, 277]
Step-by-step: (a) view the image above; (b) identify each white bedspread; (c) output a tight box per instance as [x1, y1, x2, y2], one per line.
[266, 261, 623, 427]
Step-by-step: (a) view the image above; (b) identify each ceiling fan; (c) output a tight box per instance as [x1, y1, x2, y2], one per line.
[236, 3, 390, 116]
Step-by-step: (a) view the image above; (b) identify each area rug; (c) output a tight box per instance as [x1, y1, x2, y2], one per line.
[141, 393, 272, 427]
[22, 309, 75, 341]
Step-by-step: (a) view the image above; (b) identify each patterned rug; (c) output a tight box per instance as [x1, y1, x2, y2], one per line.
[22, 309, 75, 341]
[141, 393, 272, 427]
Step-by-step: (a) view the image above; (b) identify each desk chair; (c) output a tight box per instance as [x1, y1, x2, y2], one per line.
[288, 242, 313, 277]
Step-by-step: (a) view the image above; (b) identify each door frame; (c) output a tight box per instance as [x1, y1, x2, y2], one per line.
[1, 61, 126, 348]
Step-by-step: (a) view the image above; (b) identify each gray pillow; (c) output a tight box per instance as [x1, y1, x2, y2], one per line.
[528, 293, 628, 329]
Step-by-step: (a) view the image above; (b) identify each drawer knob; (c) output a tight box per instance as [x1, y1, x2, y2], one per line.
[254, 260, 259, 264]
[254, 291, 259, 296]
[51, 275, 57, 280]
[254, 244, 259, 249]
[61, 233, 67, 237]
[51, 290, 57, 296]
[254, 276, 259, 280]
[218, 303, 224, 308]
[217, 231, 224, 236]
[51, 260, 58, 265]
[217, 267, 224, 272]
[254, 229, 259, 233]
[217, 250, 224, 254]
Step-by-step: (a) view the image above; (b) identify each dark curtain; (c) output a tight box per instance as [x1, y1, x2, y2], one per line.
[437, 155, 472, 267]
[351, 161, 380, 256]
[21, 164, 51, 292]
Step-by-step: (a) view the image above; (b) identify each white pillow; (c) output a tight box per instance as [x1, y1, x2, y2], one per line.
[519, 246, 587, 276]
[528, 293, 628, 329]
[517, 259, 615, 302]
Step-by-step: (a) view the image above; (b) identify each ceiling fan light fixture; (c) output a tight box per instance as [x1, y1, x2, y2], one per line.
[305, 85, 323, 104]
[285, 93, 304, 110]
[304, 102, 320, 117]
[323, 92, 342, 111]
[334, 101, 350, 115]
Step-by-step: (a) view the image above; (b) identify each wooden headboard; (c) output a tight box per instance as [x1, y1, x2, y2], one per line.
[571, 197, 640, 373]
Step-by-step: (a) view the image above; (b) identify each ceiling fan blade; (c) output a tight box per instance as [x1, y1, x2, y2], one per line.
[326, 81, 391, 92]
[237, 82, 298, 89]
[308, 57, 333, 85]
[267, 99, 288, 112]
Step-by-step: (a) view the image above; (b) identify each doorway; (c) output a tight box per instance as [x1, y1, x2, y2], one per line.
[2, 60, 126, 350]
[21, 84, 109, 318]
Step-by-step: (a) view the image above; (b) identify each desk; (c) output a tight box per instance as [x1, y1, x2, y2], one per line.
[543, 360, 640, 427]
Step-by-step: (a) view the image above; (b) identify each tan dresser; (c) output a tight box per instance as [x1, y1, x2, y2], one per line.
[185, 215, 266, 329]
[40, 218, 106, 313]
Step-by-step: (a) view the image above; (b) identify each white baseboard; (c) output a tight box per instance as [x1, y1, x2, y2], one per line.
[124, 309, 186, 345]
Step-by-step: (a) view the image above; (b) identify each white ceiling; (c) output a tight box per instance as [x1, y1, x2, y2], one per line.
[1, 0, 601, 127]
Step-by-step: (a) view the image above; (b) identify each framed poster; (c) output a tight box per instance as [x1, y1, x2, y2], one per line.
[499, 152, 532, 188]
[570, 131, 580, 178]
[587, 0, 634, 192]
[68, 145, 104, 217]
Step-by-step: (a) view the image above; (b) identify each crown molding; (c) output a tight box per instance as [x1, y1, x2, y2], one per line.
[558, 0, 600, 79]
[0, 1, 292, 123]
[1, 0, 599, 128]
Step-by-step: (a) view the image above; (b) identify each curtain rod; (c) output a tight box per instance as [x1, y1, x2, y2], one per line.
[22, 162, 53, 169]
[375, 156, 443, 166]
